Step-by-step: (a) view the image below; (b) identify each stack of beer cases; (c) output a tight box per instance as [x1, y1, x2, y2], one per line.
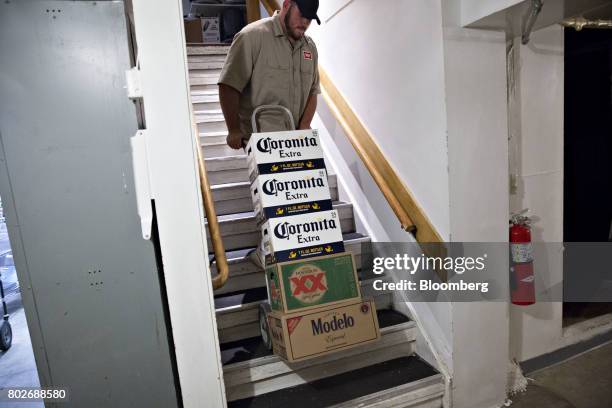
[246, 128, 380, 363]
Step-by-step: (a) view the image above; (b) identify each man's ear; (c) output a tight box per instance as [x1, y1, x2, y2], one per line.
[282, 0, 291, 11]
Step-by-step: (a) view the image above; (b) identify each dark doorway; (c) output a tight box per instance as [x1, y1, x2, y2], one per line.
[563, 28, 612, 326]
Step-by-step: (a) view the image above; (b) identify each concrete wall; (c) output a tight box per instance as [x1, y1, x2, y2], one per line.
[443, 5, 510, 406]
[508, 25, 566, 362]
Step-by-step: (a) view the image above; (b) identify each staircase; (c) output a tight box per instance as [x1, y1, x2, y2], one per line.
[188, 45, 445, 408]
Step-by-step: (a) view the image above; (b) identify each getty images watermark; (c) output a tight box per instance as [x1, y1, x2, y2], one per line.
[371, 252, 490, 294]
[362, 242, 612, 302]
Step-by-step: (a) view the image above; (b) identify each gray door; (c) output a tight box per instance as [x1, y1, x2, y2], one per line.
[0, 1, 180, 406]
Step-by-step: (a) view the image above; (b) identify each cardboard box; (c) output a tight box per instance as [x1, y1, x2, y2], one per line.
[202, 17, 220, 44]
[269, 299, 380, 363]
[246, 129, 326, 182]
[251, 169, 333, 223]
[261, 210, 345, 264]
[184, 18, 203, 43]
[266, 253, 361, 314]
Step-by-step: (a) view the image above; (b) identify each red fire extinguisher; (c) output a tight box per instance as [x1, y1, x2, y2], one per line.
[510, 210, 535, 306]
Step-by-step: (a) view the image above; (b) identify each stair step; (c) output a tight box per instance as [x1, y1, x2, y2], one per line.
[187, 45, 230, 56]
[201, 141, 239, 159]
[215, 281, 394, 344]
[191, 93, 220, 103]
[197, 116, 227, 134]
[188, 54, 227, 64]
[200, 131, 228, 145]
[189, 61, 225, 70]
[227, 355, 442, 407]
[220, 310, 410, 365]
[194, 100, 222, 112]
[195, 109, 223, 118]
[205, 202, 355, 252]
[190, 68, 223, 78]
[191, 91, 221, 112]
[222, 311, 430, 402]
[190, 75, 221, 87]
[209, 174, 338, 215]
[211, 232, 370, 296]
[204, 155, 247, 185]
[191, 89, 219, 98]
[191, 83, 219, 93]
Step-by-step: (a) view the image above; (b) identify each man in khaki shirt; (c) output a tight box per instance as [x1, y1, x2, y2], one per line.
[218, 0, 321, 149]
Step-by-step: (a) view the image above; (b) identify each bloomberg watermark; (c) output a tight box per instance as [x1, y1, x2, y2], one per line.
[360, 242, 612, 302]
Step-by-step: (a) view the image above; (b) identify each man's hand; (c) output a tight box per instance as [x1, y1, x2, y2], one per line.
[227, 130, 246, 150]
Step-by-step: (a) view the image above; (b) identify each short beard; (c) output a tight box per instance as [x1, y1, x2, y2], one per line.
[284, 3, 303, 41]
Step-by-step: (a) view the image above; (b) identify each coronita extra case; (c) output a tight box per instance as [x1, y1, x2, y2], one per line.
[261, 210, 345, 264]
[266, 252, 361, 314]
[246, 129, 326, 182]
[251, 169, 333, 223]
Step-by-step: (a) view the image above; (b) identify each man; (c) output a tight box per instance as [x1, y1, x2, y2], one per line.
[217, 0, 321, 149]
[217, 0, 321, 268]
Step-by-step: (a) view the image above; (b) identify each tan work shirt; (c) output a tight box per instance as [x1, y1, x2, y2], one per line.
[218, 11, 320, 136]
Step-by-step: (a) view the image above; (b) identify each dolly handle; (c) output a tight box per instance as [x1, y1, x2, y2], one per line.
[251, 105, 296, 133]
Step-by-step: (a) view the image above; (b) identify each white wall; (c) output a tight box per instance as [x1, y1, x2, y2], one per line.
[443, 11, 510, 408]
[309, 0, 451, 241]
[508, 25, 566, 362]
[308, 0, 455, 383]
[460, 0, 523, 26]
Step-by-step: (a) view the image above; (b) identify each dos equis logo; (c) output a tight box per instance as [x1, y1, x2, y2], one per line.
[256, 136, 319, 154]
[289, 265, 327, 303]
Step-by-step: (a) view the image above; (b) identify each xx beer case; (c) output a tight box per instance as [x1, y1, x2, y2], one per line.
[251, 169, 333, 223]
[261, 210, 345, 264]
[268, 299, 380, 363]
[246, 129, 326, 182]
[266, 253, 361, 314]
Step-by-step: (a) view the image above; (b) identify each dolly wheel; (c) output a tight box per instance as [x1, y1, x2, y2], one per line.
[259, 302, 272, 351]
[0, 321, 12, 351]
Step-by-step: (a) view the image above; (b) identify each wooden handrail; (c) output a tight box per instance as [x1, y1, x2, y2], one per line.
[246, 0, 261, 23]
[192, 114, 229, 290]
[319, 68, 443, 243]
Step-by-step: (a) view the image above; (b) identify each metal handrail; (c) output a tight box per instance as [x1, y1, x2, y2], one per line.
[192, 114, 229, 290]
[561, 17, 612, 31]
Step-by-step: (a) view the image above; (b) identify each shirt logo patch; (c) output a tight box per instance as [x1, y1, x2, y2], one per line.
[303, 51, 312, 60]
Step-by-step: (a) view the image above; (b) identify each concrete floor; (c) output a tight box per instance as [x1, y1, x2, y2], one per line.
[511, 342, 612, 408]
[0, 307, 43, 408]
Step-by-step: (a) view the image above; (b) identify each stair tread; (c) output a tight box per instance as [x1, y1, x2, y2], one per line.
[191, 90, 220, 97]
[211, 232, 368, 265]
[220, 309, 411, 366]
[187, 45, 230, 55]
[229, 356, 438, 408]
[211, 201, 347, 224]
[215, 287, 267, 310]
[194, 109, 223, 115]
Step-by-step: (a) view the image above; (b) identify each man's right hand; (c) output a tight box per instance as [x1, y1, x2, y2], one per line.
[227, 130, 246, 150]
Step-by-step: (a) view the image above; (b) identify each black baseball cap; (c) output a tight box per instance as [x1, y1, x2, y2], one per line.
[293, 0, 321, 25]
